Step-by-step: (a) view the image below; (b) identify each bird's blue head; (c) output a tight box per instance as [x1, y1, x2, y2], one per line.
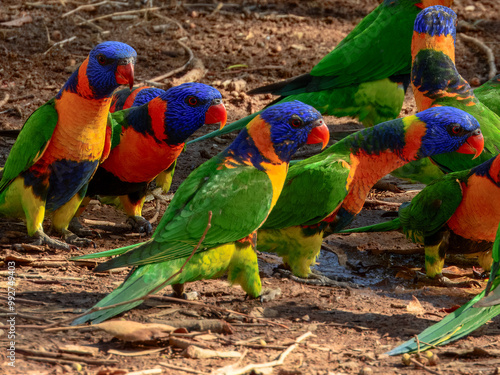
[257, 101, 330, 163]
[416, 106, 483, 158]
[414, 5, 457, 40]
[61, 41, 137, 100]
[132, 87, 165, 106]
[162, 82, 227, 144]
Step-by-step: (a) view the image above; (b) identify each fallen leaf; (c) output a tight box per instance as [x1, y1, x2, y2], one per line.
[58, 344, 99, 356]
[406, 295, 425, 315]
[94, 320, 175, 342]
[1, 15, 33, 27]
[108, 348, 166, 357]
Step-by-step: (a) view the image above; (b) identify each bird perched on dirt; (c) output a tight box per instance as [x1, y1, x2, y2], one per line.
[73, 83, 227, 234]
[343, 152, 500, 287]
[387, 221, 500, 355]
[71, 101, 330, 324]
[0, 41, 136, 250]
[393, 5, 500, 183]
[257, 106, 483, 283]
[188, 0, 453, 145]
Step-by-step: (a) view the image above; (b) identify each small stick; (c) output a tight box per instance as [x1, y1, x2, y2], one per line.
[62, 1, 129, 18]
[77, 7, 161, 25]
[0, 295, 47, 305]
[148, 39, 194, 82]
[159, 362, 207, 375]
[460, 33, 497, 79]
[148, 198, 162, 225]
[364, 199, 402, 207]
[152, 12, 186, 34]
[126, 369, 163, 375]
[0, 92, 10, 109]
[43, 36, 77, 55]
[182, 345, 241, 359]
[75, 14, 104, 32]
[409, 358, 441, 375]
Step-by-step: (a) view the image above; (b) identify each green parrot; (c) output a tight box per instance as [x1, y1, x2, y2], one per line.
[474, 74, 500, 116]
[187, 0, 454, 146]
[70, 101, 330, 324]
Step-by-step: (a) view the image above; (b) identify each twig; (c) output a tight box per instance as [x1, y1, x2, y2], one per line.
[211, 331, 313, 375]
[148, 39, 194, 82]
[43, 36, 77, 55]
[409, 358, 441, 375]
[0, 92, 10, 109]
[74, 14, 104, 32]
[183, 345, 241, 359]
[364, 199, 402, 207]
[77, 7, 161, 25]
[62, 1, 129, 18]
[152, 12, 186, 34]
[460, 33, 497, 79]
[148, 198, 162, 225]
[159, 362, 207, 375]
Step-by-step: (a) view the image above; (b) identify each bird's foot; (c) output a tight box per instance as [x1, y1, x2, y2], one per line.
[33, 229, 76, 251]
[68, 217, 100, 238]
[61, 229, 95, 248]
[170, 283, 198, 300]
[415, 271, 481, 288]
[259, 287, 281, 302]
[275, 268, 357, 288]
[472, 266, 489, 280]
[126, 216, 153, 235]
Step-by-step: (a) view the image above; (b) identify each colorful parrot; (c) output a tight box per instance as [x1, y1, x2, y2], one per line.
[392, 6, 500, 183]
[387, 221, 500, 355]
[256, 106, 483, 282]
[343, 152, 500, 287]
[0, 41, 136, 249]
[474, 74, 500, 116]
[70, 101, 330, 324]
[187, 0, 453, 146]
[73, 83, 227, 234]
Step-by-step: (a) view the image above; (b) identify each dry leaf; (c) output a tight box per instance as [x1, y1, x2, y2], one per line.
[108, 348, 165, 357]
[94, 320, 175, 342]
[406, 295, 425, 315]
[58, 344, 99, 356]
[1, 15, 33, 27]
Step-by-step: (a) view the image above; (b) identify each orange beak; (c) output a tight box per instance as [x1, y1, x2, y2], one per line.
[456, 129, 484, 159]
[205, 100, 227, 130]
[115, 62, 135, 90]
[306, 120, 330, 149]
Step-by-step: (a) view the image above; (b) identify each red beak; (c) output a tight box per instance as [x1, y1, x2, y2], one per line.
[415, 2, 424, 9]
[115, 62, 135, 89]
[456, 130, 484, 159]
[306, 120, 330, 149]
[205, 101, 227, 130]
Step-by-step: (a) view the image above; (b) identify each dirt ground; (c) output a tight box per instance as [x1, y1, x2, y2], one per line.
[1, 0, 500, 374]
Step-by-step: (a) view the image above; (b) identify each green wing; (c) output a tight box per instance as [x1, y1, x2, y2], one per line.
[95, 156, 274, 268]
[0, 99, 58, 192]
[108, 107, 133, 151]
[398, 173, 466, 242]
[308, 1, 417, 90]
[262, 151, 351, 229]
[475, 74, 500, 116]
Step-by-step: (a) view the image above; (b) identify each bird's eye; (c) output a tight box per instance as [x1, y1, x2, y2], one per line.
[290, 117, 303, 128]
[452, 125, 461, 134]
[97, 54, 107, 65]
[186, 96, 198, 106]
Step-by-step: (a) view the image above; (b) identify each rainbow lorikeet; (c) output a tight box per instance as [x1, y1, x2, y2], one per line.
[384, 170, 500, 356]
[474, 74, 500, 116]
[73, 83, 227, 234]
[343, 152, 500, 288]
[392, 6, 500, 184]
[188, 0, 453, 145]
[71, 101, 330, 324]
[256, 106, 483, 282]
[0, 41, 136, 250]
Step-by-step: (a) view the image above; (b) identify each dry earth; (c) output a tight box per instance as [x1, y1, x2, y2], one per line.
[1, 1, 500, 374]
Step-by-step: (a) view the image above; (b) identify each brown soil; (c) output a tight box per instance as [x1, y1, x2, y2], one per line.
[1, 1, 500, 374]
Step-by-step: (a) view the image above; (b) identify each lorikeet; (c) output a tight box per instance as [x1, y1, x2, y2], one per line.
[386, 221, 500, 355]
[71, 101, 330, 324]
[257, 106, 483, 282]
[0, 41, 136, 249]
[188, 0, 453, 145]
[343, 153, 500, 287]
[474, 74, 500, 116]
[74, 83, 227, 234]
[393, 6, 500, 183]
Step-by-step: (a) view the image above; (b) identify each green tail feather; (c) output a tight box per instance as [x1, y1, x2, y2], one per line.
[387, 276, 500, 355]
[71, 240, 151, 260]
[340, 218, 401, 234]
[186, 112, 259, 144]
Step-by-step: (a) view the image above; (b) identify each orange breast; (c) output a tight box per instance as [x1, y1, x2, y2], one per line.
[447, 176, 500, 242]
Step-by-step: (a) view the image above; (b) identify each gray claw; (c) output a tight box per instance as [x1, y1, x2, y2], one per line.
[126, 216, 153, 234]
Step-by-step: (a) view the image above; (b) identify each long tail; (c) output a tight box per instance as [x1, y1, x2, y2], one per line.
[388, 222, 500, 355]
[71, 261, 179, 325]
[186, 111, 260, 144]
[387, 277, 500, 355]
[340, 218, 402, 234]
